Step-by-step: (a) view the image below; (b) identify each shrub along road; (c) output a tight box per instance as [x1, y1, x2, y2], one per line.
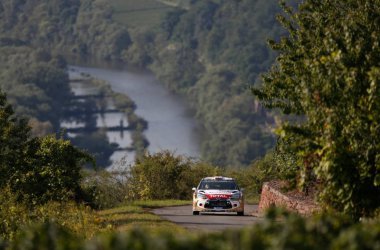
[152, 205, 261, 231]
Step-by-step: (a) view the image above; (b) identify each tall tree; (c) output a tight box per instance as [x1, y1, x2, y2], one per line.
[0, 90, 93, 203]
[0, 90, 30, 187]
[253, 0, 380, 219]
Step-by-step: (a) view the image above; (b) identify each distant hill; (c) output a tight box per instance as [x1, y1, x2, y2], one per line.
[0, 0, 286, 167]
[125, 0, 286, 166]
[0, 0, 131, 60]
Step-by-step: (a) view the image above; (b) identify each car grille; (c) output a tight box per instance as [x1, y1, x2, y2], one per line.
[204, 200, 232, 209]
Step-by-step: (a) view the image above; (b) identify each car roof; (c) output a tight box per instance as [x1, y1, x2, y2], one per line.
[202, 176, 235, 181]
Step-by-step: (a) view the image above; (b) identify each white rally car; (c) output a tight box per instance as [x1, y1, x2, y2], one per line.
[192, 176, 244, 216]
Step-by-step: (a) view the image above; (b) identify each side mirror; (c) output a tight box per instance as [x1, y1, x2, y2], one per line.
[192, 187, 196, 191]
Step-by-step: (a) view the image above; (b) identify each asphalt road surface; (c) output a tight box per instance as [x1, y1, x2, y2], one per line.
[152, 205, 262, 231]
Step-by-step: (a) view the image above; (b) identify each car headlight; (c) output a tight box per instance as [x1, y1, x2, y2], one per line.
[197, 193, 207, 199]
[231, 192, 241, 200]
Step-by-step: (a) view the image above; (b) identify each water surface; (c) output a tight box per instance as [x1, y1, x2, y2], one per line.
[69, 65, 201, 169]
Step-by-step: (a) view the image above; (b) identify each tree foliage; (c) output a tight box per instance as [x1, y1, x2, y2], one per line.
[16, 135, 93, 203]
[128, 151, 219, 200]
[0, 91, 93, 203]
[253, 0, 380, 219]
[0, 46, 72, 129]
[0, 0, 131, 60]
[227, 142, 300, 200]
[0, 91, 30, 188]
[142, 0, 285, 167]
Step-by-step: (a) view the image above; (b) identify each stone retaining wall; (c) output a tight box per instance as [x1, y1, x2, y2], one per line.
[258, 181, 320, 216]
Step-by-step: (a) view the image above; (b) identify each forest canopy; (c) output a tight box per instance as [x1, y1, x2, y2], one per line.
[0, 0, 288, 167]
[142, 0, 286, 166]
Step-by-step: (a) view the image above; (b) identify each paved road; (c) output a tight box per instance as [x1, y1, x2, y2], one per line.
[152, 205, 262, 231]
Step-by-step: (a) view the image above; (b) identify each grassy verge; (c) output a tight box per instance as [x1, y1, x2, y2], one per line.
[97, 200, 190, 234]
[129, 199, 191, 208]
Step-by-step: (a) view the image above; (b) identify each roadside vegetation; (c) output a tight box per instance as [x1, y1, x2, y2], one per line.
[0, 93, 284, 242]
[1, 184, 187, 241]
[98, 200, 188, 233]
[5, 208, 380, 250]
[0, 102, 189, 239]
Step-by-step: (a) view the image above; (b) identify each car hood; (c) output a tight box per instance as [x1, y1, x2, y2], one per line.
[198, 189, 239, 200]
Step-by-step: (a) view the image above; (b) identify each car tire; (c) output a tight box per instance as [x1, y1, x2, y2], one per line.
[237, 211, 244, 216]
[193, 211, 200, 215]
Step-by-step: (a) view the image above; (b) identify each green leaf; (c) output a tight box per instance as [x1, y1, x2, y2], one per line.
[374, 175, 380, 187]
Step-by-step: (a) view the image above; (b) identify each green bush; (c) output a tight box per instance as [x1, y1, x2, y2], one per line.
[225, 143, 299, 202]
[80, 153, 221, 207]
[1, 91, 93, 204]
[0, 89, 104, 228]
[0, 187, 103, 241]
[11, 222, 83, 250]
[127, 151, 219, 200]
[12, 135, 93, 204]
[0, 188, 30, 241]
[332, 220, 380, 250]
[80, 170, 130, 209]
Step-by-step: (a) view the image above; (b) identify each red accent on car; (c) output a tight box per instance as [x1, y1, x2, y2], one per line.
[206, 194, 231, 200]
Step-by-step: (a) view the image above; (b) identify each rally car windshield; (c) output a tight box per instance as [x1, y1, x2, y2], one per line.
[198, 181, 238, 190]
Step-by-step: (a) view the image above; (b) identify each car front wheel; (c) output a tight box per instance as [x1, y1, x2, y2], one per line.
[193, 211, 200, 215]
[237, 211, 244, 216]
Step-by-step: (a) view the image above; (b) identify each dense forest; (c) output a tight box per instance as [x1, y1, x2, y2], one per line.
[0, 0, 285, 167]
[136, 0, 285, 166]
[0, 0, 131, 60]
[0, 46, 69, 132]
[117, 0, 287, 166]
[0, 0, 144, 165]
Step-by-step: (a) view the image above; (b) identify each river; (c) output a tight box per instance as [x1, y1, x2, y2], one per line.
[67, 65, 201, 169]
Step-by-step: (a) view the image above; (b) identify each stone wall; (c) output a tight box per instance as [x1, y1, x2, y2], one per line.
[258, 181, 320, 216]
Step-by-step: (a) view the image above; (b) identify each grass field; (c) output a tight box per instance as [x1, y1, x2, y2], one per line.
[98, 200, 191, 234]
[109, 0, 177, 29]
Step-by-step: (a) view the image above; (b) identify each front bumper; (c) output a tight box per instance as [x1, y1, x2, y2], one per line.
[193, 199, 244, 213]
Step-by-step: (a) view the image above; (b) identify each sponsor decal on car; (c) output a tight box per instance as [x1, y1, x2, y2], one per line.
[205, 194, 231, 200]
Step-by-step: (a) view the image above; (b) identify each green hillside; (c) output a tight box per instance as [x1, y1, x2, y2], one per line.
[141, 0, 284, 166]
[0, 0, 283, 167]
[110, 0, 176, 29]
